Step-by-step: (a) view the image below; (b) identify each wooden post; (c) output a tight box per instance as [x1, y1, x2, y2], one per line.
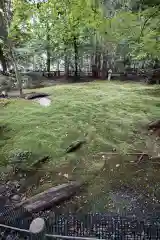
[29, 218, 46, 240]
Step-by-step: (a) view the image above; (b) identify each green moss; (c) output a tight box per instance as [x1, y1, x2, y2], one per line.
[0, 82, 159, 165]
[0, 82, 160, 208]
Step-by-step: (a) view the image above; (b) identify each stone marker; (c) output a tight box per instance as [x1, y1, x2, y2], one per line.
[108, 69, 112, 81]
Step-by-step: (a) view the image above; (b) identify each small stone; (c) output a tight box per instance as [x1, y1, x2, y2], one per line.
[116, 164, 120, 168]
[29, 218, 45, 233]
[11, 195, 21, 201]
[63, 173, 69, 178]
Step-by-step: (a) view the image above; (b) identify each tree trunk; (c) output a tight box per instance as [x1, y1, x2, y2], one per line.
[101, 54, 108, 79]
[57, 60, 59, 71]
[95, 52, 101, 78]
[90, 54, 94, 73]
[0, 45, 7, 73]
[73, 36, 78, 78]
[10, 46, 23, 97]
[91, 0, 100, 79]
[92, 51, 101, 78]
[46, 50, 50, 74]
[1, 0, 23, 97]
[154, 58, 160, 69]
[91, 54, 97, 78]
[57, 60, 60, 77]
[33, 55, 35, 70]
[0, 1, 7, 74]
[64, 48, 69, 79]
[46, 27, 50, 77]
[91, 38, 101, 78]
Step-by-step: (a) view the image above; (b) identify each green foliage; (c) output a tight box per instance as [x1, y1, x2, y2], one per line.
[8, 0, 160, 69]
[140, 0, 160, 8]
[10, 0, 99, 49]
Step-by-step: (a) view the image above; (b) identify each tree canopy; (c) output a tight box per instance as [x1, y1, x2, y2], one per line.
[0, 0, 159, 76]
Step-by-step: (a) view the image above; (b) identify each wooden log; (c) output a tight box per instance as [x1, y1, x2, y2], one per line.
[16, 181, 82, 213]
[66, 140, 86, 153]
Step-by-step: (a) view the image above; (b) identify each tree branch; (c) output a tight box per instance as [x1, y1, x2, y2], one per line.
[138, 9, 159, 41]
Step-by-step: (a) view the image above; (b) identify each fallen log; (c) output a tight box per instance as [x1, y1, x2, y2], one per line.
[66, 140, 86, 153]
[16, 181, 82, 213]
[25, 92, 49, 100]
[148, 120, 160, 130]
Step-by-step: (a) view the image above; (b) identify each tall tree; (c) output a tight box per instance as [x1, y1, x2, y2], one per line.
[0, 0, 8, 73]
[1, 0, 23, 96]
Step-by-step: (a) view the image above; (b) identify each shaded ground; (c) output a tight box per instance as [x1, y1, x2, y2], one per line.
[0, 81, 160, 218]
